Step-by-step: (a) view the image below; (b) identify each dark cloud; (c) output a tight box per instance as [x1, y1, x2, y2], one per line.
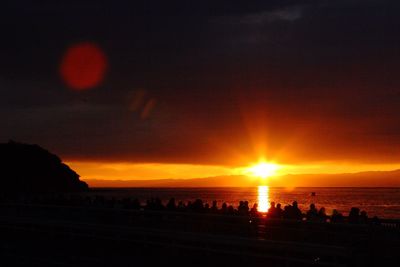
[1, 0, 400, 165]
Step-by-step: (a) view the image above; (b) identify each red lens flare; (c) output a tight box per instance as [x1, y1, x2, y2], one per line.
[60, 42, 107, 90]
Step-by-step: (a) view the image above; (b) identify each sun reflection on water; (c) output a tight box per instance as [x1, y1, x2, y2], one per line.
[258, 185, 270, 212]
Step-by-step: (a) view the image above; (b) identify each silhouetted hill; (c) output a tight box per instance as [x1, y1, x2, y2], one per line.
[86, 169, 400, 187]
[0, 141, 88, 193]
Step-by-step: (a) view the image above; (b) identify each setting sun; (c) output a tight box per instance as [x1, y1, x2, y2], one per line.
[246, 162, 279, 179]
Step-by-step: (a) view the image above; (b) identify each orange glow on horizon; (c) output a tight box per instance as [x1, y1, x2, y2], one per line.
[66, 160, 400, 187]
[67, 161, 237, 181]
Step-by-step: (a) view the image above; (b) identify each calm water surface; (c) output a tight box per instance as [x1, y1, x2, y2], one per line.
[89, 187, 400, 219]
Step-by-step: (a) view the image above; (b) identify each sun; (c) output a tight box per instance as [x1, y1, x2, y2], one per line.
[246, 162, 279, 179]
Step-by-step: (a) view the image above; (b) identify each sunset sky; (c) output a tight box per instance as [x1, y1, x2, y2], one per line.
[1, 1, 400, 184]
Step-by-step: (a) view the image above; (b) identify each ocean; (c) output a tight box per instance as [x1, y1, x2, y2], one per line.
[89, 187, 400, 219]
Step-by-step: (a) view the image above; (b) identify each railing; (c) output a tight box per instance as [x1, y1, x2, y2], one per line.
[1, 202, 399, 246]
[379, 218, 400, 228]
[0, 209, 349, 267]
[1, 203, 399, 266]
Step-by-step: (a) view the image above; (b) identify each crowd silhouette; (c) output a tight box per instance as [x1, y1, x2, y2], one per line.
[0, 194, 381, 225]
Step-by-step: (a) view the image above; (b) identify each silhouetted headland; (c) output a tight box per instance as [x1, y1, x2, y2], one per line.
[0, 141, 88, 194]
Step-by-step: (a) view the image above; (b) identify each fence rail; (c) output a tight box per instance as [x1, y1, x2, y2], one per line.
[1, 203, 399, 266]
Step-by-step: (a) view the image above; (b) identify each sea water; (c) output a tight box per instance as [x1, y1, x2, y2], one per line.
[89, 187, 400, 219]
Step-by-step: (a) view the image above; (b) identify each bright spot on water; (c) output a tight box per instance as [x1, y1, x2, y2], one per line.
[258, 185, 270, 212]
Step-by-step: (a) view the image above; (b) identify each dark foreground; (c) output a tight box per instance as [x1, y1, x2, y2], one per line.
[1, 203, 399, 267]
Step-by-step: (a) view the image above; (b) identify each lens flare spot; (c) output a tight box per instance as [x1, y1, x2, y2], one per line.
[140, 99, 156, 119]
[60, 42, 107, 90]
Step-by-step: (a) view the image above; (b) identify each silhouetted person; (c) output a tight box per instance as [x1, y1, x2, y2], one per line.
[177, 201, 186, 211]
[283, 204, 291, 219]
[221, 202, 228, 214]
[359, 210, 368, 224]
[145, 198, 152, 210]
[318, 207, 327, 222]
[290, 201, 303, 220]
[186, 201, 193, 211]
[155, 198, 164, 210]
[132, 198, 141, 209]
[227, 205, 235, 215]
[268, 202, 277, 218]
[250, 203, 258, 217]
[166, 198, 176, 211]
[238, 201, 249, 216]
[192, 199, 204, 212]
[204, 203, 210, 212]
[331, 209, 344, 223]
[306, 204, 318, 221]
[275, 203, 283, 218]
[238, 201, 245, 215]
[348, 207, 360, 224]
[210, 200, 218, 213]
[244, 201, 249, 214]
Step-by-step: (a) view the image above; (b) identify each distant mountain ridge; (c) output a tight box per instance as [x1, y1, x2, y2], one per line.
[86, 169, 400, 187]
[86, 175, 255, 188]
